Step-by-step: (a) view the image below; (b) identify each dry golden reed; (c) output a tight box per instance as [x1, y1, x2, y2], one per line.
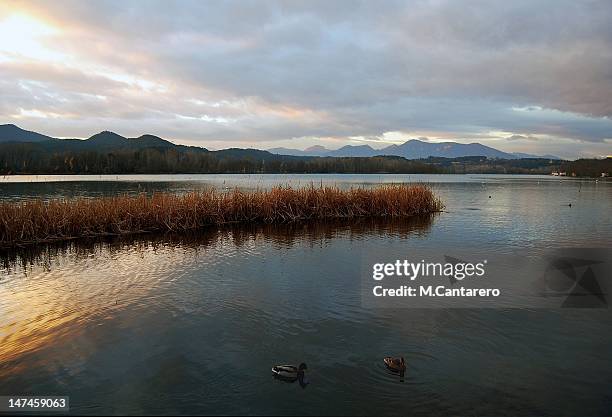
[0, 184, 442, 247]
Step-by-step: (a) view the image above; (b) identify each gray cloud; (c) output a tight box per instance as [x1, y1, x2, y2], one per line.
[2, 0, 611, 157]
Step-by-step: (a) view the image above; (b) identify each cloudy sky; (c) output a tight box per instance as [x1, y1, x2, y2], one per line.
[1, 0, 611, 158]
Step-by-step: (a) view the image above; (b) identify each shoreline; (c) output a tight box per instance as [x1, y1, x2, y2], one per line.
[1, 172, 609, 186]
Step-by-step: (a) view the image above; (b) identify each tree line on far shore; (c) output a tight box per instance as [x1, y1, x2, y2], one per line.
[0, 142, 609, 177]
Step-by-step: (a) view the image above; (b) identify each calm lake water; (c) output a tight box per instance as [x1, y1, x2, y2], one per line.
[0, 174, 611, 416]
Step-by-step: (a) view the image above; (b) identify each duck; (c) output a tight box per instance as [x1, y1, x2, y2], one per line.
[384, 357, 406, 373]
[272, 363, 308, 387]
[272, 363, 307, 380]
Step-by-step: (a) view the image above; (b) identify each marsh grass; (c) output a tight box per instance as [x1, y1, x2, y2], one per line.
[0, 184, 442, 247]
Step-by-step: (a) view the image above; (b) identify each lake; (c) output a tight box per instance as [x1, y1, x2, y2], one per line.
[1, 174, 611, 415]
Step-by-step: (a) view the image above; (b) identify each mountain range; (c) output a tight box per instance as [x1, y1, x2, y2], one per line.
[0, 124, 298, 162]
[0, 124, 185, 151]
[4, 123, 607, 177]
[269, 141, 560, 160]
[0, 123, 559, 160]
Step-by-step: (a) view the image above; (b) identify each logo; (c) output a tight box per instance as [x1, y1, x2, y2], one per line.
[542, 255, 607, 308]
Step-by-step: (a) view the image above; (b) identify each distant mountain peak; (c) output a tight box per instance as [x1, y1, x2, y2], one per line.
[131, 134, 175, 147]
[87, 131, 128, 146]
[305, 145, 328, 152]
[89, 131, 125, 139]
[0, 123, 55, 143]
[343, 144, 374, 149]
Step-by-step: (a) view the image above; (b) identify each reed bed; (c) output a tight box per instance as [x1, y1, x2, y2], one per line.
[0, 184, 442, 247]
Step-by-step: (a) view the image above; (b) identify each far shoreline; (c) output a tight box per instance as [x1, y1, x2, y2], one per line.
[1, 172, 609, 183]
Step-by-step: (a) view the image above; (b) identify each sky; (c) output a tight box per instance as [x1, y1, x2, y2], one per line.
[0, 0, 611, 159]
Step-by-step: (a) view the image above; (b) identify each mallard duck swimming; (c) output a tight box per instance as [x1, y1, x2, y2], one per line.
[272, 363, 307, 379]
[272, 363, 308, 387]
[384, 357, 406, 372]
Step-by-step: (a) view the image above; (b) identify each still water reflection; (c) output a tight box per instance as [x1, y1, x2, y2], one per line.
[0, 175, 611, 415]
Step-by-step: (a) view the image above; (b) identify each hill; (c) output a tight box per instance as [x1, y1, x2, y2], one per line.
[0, 124, 56, 143]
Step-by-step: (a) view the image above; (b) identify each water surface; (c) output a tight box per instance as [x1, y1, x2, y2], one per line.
[0, 174, 610, 415]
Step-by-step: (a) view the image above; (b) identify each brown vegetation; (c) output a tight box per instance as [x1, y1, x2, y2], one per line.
[0, 185, 442, 247]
